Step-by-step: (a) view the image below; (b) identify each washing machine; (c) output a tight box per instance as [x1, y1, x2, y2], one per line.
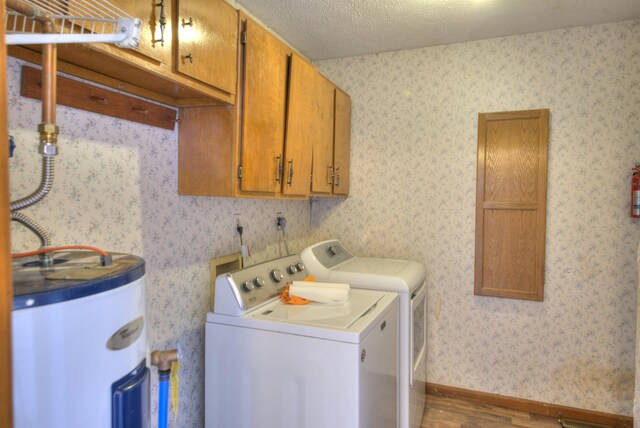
[12, 251, 148, 428]
[205, 254, 398, 428]
[301, 240, 426, 428]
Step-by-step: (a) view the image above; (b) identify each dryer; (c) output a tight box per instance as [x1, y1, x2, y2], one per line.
[301, 240, 426, 428]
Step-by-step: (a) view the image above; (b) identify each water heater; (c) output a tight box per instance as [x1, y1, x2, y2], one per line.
[12, 251, 148, 428]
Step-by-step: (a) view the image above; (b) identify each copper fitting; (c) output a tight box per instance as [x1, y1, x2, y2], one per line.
[38, 122, 59, 155]
[150, 349, 179, 372]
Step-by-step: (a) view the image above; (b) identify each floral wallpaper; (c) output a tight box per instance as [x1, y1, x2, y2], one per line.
[7, 57, 314, 427]
[8, 19, 640, 425]
[314, 21, 640, 416]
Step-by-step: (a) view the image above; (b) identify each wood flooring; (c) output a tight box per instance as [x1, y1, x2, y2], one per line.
[423, 394, 562, 427]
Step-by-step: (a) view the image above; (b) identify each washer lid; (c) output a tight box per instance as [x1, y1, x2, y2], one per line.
[207, 289, 397, 343]
[251, 289, 381, 329]
[334, 257, 410, 276]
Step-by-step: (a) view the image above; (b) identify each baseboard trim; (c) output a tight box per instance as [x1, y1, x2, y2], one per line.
[426, 383, 633, 428]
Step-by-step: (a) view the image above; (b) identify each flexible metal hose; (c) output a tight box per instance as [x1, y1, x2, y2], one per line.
[10, 211, 53, 266]
[10, 211, 51, 249]
[10, 156, 55, 211]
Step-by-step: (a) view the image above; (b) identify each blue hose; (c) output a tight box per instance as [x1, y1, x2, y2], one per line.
[158, 370, 170, 428]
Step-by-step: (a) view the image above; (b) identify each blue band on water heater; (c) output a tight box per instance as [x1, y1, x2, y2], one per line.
[112, 359, 150, 428]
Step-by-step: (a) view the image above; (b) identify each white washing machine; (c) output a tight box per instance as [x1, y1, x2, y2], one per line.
[301, 240, 426, 428]
[205, 254, 398, 428]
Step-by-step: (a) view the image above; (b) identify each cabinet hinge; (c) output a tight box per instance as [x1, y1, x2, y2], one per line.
[238, 165, 243, 179]
[241, 30, 247, 45]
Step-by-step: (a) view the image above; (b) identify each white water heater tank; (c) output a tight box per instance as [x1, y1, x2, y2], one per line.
[12, 251, 148, 428]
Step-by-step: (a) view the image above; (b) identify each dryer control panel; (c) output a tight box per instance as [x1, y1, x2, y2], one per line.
[310, 240, 353, 268]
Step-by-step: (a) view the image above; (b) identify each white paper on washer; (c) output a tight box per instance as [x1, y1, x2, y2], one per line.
[289, 281, 350, 304]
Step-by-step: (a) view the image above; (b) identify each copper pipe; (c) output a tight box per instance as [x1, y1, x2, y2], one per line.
[6, 0, 38, 18]
[9, 14, 59, 212]
[6, 0, 55, 32]
[41, 43, 56, 123]
[5, 1, 57, 124]
[8, 0, 58, 222]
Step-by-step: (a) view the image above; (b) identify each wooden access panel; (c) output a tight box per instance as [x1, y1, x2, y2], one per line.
[475, 109, 549, 301]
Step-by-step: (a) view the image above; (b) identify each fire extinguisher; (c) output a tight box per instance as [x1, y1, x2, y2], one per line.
[632, 163, 640, 218]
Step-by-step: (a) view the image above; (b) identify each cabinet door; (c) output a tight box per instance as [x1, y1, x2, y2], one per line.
[333, 88, 351, 196]
[281, 54, 315, 197]
[309, 75, 335, 195]
[71, 0, 172, 65]
[240, 18, 289, 194]
[176, 0, 237, 95]
[117, 0, 172, 64]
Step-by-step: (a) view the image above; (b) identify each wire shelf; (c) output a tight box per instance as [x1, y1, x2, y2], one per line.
[5, 0, 141, 48]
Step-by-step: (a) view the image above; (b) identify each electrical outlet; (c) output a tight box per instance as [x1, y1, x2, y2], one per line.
[233, 214, 242, 234]
[276, 216, 286, 230]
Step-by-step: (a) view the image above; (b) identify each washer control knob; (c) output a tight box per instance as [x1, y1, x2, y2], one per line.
[296, 262, 305, 272]
[254, 277, 265, 288]
[270, 269, 284, 283]
[328, 246, 338, 256]
[242, 280, 255, 292]
[287, 265, 298, 274]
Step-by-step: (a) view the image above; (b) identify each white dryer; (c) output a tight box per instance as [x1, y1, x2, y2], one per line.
[301, 240, 426, 428]
[205, 254, 399, 428]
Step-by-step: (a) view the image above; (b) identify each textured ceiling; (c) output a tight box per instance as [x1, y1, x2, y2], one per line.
[233, 0, 640, 60]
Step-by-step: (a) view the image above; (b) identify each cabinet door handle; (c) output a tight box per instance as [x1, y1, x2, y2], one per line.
[275, 156, 283, 183]
[287, 159, 294, 186]
[183, 53, 193, 63]
[153, 0, 167, 46]
[182, 17, 194, 27]
[335, 166, 340, 187]
[327, 165, 334, 184]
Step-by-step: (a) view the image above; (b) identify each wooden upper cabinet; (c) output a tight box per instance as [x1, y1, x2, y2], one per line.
[239, 17, 290, 195]
[310, 83, 351, 197]
[105, 0, 172, 64]
[475, 109, 549, 301]
[310, 75, 337, 195]
[333, 88, 351, 196]
[177, 13, 351, 200]
[9, 0, 238, 106]
[176, 0, 238, 95]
